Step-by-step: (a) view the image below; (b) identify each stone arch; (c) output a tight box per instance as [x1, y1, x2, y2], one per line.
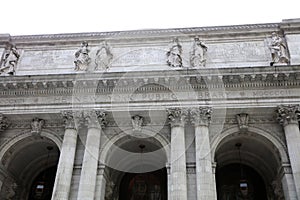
[0, 129, 62, 164]
[99, 130, 169, 200]
[0, 129, 61, 200]
[211, 126, 288, 164]
[212, 125, 288, 199]
[99, 131, 170, 166]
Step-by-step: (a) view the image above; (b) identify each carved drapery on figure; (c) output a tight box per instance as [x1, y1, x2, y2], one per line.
[95, 42, 113, 70]
[0, 45, 20, 76]
[167, 38, 183, 67]
[276, 104, 300, 126]
[0, 114, 9, 132]
[190, 37, 208, 67]
[166, 108, 188, 127]
[74, 41, 91, 71]
[31, 117, 45, 134]
[236, 113, 249, 132]
[269, 32, 289, 66]
[190, 107, 212, 126]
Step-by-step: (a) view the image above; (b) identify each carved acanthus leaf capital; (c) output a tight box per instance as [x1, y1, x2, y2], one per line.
[61, 111, 81, 129]
[276, 105, 300, 126]
[0, 114, 9, 132]
[84, 110, 107, 129]
[166, 108, 188, 127]
[190, 107, 212, 126]
[31, 117, 45, 134]
[236, 113, 249, 132]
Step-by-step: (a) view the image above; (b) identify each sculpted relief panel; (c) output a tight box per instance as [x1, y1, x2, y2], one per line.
[13, 33, 291, 75]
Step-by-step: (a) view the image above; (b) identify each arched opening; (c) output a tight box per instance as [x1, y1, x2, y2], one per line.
[103, 135, 168, 200]
[216, 163, 267, 199]
[0, 135, 60, 200]
[214, 133, 283, 200]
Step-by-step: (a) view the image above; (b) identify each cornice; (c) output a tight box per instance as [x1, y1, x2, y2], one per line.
[8, 23, 280, 44]
[1, 65, 300, 96]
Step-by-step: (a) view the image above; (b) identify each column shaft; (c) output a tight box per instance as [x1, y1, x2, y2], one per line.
[170, 125, 187, 200]
[282, 173, 298, 200]
[283, 123, 300, 197]
[77, 127, 102, 200]
[195, 125, 216, 200]
[51, 128, 78, 200]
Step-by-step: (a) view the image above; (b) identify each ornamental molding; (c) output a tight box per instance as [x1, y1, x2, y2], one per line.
[11, 23, 279, 42]
[166, 107, 189, 127]
[276, 104, 300, 126]
[0, 114, 10, 132]
[1, 66, 300, 96]
[190, 107, 212, 126]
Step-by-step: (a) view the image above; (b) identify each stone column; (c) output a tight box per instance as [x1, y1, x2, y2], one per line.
[51, 111, 79, 200]
[95, 164, 106, 200]
[280, 164, 298, 200]
[277, 104, 300, 198]
[190, 107, 216, 200]
[77, 110, 106, 200]
[166, 108, 188, 200]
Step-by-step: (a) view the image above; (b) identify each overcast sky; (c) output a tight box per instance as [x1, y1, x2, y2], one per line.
[1, 0, 299, 36]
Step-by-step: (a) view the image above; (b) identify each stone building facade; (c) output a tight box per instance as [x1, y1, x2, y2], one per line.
[0, 19, 300, 200]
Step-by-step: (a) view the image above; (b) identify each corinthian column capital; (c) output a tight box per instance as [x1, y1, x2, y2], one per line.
[190, 107, 212, 126]
[83, 110, 107, 129]
[166, 108, 188, 127]
[276, 105, 300, 126]
[61, 111, 81, 129]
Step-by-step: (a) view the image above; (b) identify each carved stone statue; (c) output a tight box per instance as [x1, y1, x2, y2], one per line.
[0, 45, 20, 76]
[95, 42, 113, 70]
[190, 37, 207, 67]
[167, 38, 183, 67]
[269, 32, 289, 66]
[272, 180, 284, 200]
[74, 41, 91, 71]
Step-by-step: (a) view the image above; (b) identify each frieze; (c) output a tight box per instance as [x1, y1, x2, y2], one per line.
[0, 88, 298, 106]
[112, 47, 166, 66]
[207, 41, 269, 63]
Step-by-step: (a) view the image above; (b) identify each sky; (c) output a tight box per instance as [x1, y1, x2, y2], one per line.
[1, 0, 299, 36]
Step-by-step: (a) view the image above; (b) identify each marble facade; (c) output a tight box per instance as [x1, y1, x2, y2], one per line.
[0, 19, 300, 199]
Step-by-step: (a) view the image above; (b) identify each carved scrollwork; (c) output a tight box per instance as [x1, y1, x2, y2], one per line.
[190, 107, 212, 126]
[236, 113, 249, 132]
[61, 111, 81, 129]
[166, 108, 188, 127]
[276, 104, 300, 126]
[31, 117, 45, 134]
[0, 114, 9, 132]
[131, 115, 143, 132]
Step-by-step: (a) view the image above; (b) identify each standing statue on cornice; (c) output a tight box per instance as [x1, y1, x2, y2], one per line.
[0, 45, 20, 75]
[95, 42, 113, 70]
[269, 32, 289, 66]
[167, 38, 183, 67]
[190, 37, 207, 67]
[74, 41, 91, 71]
